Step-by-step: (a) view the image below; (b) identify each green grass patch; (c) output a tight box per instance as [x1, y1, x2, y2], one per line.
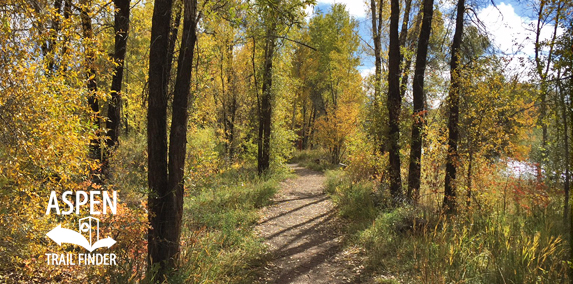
[289, 149, 342, 172]
[172, 165, 291, 283]
[325, 170, 570, 283]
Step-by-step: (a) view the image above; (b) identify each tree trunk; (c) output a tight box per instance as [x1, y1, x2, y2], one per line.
[399, 4, 422, 101]
[370, 0, 384, 152]
[370, 0, 383, 103]
[43, 0, 63, 74]
[59, 0, 72, 71]
[386, 0, 403, 204]
[466, 149, 473, 207]
[147, 0, 198, 279]
[443, 0, 465, 213]
[80, 1, 101, 164]
[257, 21, 276, 174]
[534, 1, 561, 181]
[106, 0, 131, 150]
[147, 0, 174, 278]
[407, 0, 433, 204]
[397, 0, 414, 100]
[558, 75, 570, 223]
[166, 0, 197, 271]
[569, 68, 573, 282]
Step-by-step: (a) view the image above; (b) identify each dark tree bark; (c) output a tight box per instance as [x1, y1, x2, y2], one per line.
[168, 1, 183, 80]
[59, 0, 72, 71]
[407, 0, 434, 204]
[166, 0, 197, 270]
[399, 3, 422, 101]
[106, 0, 131, 150]
[443, 0, 465, 213]
[147, 0, 174, 274]
[147, 0, 198, 279]
[370, 0, 384, 151]
[386, 0, 403, 204]
[80, 1, 101, 162]
[43, 0, 63, 74]
[370, 0, 383, 102]
[569, 70, 573, 283]
[558, 75, 570, 223]
[398, 0, 412, 49]
[257, 21, 277, 174]
[219, 43, 238, 159]
[534, 1, 561, 181]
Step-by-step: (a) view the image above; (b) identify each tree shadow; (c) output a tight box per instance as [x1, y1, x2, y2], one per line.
[258, 196, 329, 226]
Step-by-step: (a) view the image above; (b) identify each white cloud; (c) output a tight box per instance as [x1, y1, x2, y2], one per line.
[478, 3, 532, 56]
[477, 3, 563, 79]
[304, 4, 315, 19]
[316, 0, 368, 18]
[359, 66, 376, 78]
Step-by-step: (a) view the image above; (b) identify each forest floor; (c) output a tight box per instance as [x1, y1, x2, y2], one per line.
[254, 164, 366, 284]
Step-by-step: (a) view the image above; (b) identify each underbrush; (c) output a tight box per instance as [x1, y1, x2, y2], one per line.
[289, 149, 344, 172]
[326, 170, 570, 283]
[102, 134, 292, 283]
[173, 165, 291, 283]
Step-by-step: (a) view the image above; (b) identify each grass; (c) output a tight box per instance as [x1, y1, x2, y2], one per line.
[324, 169, 570, 283]
[172, 164, 292, 283]
[104, 133, 294, 283]
[289, 149, 343, 172]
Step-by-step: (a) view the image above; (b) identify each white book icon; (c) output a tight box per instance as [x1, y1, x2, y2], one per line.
[46, 217, 116, 252]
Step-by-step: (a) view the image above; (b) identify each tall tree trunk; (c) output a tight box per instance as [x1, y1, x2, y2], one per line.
[44, 0, 63, 74]
[569, 68, 573, 282]
[257, 21, 276, 174]
[106, 0, 131, 150]
[59, 0, 72, 71]
[466, 149, 473, 207]
[407, 0, 434, 204]
[443, 0, 465, 213]
[397, 0, 413, 100]
[147, 0, 197, 279]
[387, 0, 403, 204]
[558, 75, 570, 223]
[80, 1, 101, 163]
[370, 0, 384, 152]
[147, 0, 174, 278]
[370, 0, 383, 104]
[534, 1, 561, 181]
[399, 4, 422, 101]
[166, 0, 197, 272]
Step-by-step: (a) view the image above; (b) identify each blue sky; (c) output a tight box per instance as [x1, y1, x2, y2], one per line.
[305, 0, 558, 78]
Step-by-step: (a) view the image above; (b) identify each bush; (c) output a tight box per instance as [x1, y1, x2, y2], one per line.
[325, 166, 569, 283]
[325, 170, 378, 232]
[290, 149, 341, 172]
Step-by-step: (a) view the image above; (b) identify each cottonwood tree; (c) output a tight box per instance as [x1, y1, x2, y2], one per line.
[533, 0, 563, 176]
[386, 0, 403, 203]
[147, 0, 198, 279]
[106, 0, 131, 150]
[253, 0, 313, 174]
[79, 0, 102, 163]
[370, 0, 384, 118]
[443, 0, 465, 213]
[407, 0, 434, 204]
[307, 4, 362, 164]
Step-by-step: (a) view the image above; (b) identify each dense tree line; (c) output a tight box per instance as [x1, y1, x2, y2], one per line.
[1, 0, 573, 281]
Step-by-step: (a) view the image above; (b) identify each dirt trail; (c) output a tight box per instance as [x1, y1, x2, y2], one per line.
[255, 164, 363, 284]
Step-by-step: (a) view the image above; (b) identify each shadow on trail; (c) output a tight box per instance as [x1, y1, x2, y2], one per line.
[258, 196, 329, 226]
[270, 209, 340, 284]
[287, 164, 324, 178]
[256, 164, 361, 284]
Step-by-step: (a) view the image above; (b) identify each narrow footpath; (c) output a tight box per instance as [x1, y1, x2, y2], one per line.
[255, 164, 364, 284]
